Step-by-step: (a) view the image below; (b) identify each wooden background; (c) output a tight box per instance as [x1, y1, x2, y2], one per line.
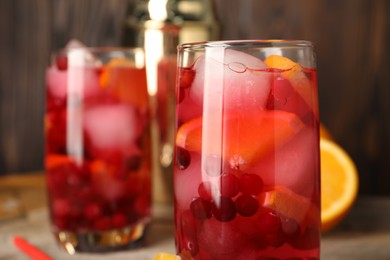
[0, 0, 389, 195]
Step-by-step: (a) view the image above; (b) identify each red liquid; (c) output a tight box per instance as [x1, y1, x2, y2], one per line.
[174, 52, 320, 259]
[45, 57, 151, 238]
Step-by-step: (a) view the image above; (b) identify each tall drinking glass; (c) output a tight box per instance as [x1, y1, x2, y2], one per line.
[174, 40, 321, 259]
[45, 47, 151, 253]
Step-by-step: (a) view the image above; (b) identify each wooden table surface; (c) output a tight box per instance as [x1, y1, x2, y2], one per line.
[1, 172, 390, 260]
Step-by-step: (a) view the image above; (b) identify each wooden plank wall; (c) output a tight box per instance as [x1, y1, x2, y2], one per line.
[0, 0, 389, 195]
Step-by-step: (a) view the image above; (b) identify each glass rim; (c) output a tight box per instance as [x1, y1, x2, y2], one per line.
[178, 39, 314, 51]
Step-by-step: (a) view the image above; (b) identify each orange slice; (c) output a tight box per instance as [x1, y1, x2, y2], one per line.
[100, 57, 148, 109]
[258, 185, 312, 226]
[176, 110, 304, 169]
[45, 154, 73, 169]
[153, 253, 181, 260]
[264, 55, 318, 117]
[320, 138, 359, 232]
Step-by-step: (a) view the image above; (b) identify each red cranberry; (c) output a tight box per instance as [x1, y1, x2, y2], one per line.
[93, 216, 112, 231]
[281, 216, 300, 238]
[126, 155, 142, 171]
[266, 75, 292, 110]
[235, 194, 259, 217]
[55, 55, 68, 70]
[257, 211, 282, 234]
[112, 213, 127, 229]
[239, 173, 263, 195]
[180, 210, 198, 238]
[266, 72, 313, 123]
[178, 88, 186, 104]
[257, 211, 285, 247]
[84, 203, 102, 220]
[190, 197, 212, 220]
[176, 147, 191, 170]
[179, 67, 195, 89]
[52, 198, 70, 217]
[54, 217, 68, 230]
[183, 236, 199, 257]
[211, 196, 236, 222]
[220, 174, 239, 198]
[198, 181, 216, 201]
[264, 232, 285, 248]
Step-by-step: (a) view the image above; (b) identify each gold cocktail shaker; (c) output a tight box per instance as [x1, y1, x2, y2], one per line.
[122, 0, 219, 203]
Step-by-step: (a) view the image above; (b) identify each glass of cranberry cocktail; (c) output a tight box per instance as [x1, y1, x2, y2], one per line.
[45, 47, 151, 253]
[174, 40, 321, 259]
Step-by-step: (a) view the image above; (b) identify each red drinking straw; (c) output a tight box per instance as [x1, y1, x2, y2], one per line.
[13, 236, 53, 260]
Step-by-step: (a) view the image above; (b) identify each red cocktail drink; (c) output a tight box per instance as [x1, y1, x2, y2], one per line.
[45, 47, 151, 253]
[174, 41, 320, 259]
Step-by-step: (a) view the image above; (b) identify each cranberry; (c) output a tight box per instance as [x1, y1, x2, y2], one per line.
[74, 186, 94, 203]
[180, 210, 198, 238]
[176, 147, 191, 170]
[54, 217, 68, 230]
[266, 72, 313, 123]
[93, 216, 112, 231]
[257, 211, 282, 234]
[179, 67, 195, 89]
[198, 181, 216, 201]
[183, 236, 199, 257]
[266, 75, 292, 110]
[281, 216, 300, 239]
[257, 211, 285, 247]
[112, 213, 127, 229]
[126, 155, 142, 171]
[190, 197, 212, 220]
[55, 55, 68, 70]
[178, 88, 186, 103]
[46, 109, 67, 154]
[220, 174, 239, 198]
[264, 232, 285, 248]
[239, 173, 263, 195]
[52, 198, 70, 217]
[235, 194, 259, 217]
[84, 203, 102, 220]
[211, 196, 236, 222]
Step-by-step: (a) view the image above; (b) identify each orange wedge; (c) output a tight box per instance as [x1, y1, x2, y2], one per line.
[264, 55, 318, 117]
[45, 154, 73, 169]
[99, 57, 148, 109]
[176, 110, 304, 169]
[258, 185, 313, 226]
[320, 138, 359, 232]
[153, 253, 181, 260]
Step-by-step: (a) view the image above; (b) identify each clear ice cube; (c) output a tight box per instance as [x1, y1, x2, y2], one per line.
[190, 49, 271, 112]
[83, 104, 138, 150]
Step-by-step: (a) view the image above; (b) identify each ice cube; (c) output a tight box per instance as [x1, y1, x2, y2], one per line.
[83, 104, 138, 150]
[47, 66, 100, 100]
[174, 153, 203, 211]
[198, 218, 247, 258]
[67, 66, 100, 99]
[190, 49, 271, 112]
[248, 126, 319, 197]
[65, 39, 86, 49]
[46, 66, 68, 99]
